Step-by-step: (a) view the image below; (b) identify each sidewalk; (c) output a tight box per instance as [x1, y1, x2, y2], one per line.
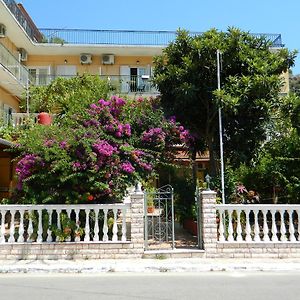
[1, 258, 300, 273]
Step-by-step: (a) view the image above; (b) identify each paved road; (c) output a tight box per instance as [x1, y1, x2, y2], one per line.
[0, 272, 298, 300]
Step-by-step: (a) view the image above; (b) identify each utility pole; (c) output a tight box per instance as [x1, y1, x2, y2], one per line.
[217, 50, 225, 204]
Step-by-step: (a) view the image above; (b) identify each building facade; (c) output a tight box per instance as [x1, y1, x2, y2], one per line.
[0, 0, 287, 120]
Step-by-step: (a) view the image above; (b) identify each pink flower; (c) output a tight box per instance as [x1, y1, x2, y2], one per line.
[120, 162, 135, 174]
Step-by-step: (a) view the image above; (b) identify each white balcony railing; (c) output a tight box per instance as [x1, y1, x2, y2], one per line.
[217, 204, 300, 243]
[29, 74, 160, 95]
[0, 203, 130, 244]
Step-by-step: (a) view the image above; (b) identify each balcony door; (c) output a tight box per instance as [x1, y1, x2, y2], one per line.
[120, 66, 149, 92]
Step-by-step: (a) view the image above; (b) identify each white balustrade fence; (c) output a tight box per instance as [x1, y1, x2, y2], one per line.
[0, 203, 130, 244]
[11, 113, 38, 127]
[217, 205, 300, 243]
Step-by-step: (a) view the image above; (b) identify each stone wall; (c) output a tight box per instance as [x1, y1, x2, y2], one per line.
[0, 190, 145, 260]
[201, 190, 300, 258]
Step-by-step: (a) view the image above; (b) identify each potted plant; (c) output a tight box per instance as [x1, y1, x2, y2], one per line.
[147, 197, 155, 213]
[50, 213, 84, 242]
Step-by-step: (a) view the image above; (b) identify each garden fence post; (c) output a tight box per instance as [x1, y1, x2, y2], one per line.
[130, 186, 145, 257]
[201, 190, 218, 258]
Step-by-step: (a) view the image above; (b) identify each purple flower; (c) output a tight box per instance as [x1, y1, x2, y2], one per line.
[16, 154, 41, 190]
[142, 128, 166, 144]
[115, 97, 126, 107]
[98, 99, 110, 106]
[139, 162, 153, 171]
[72, 162, 81, 170]
[90, 103, 98, 109]
[169, 116, 176, 123]
[43, 139, 55, 147]
[59, 141, 68, 149]
[120, 162, 135, 174]
[123, 124, 131, 136]
[92, 140, 116, 157]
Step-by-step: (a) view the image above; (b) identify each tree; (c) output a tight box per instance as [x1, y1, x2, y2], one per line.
[153, 28, 296, 177]
[231, 93, 300, 203]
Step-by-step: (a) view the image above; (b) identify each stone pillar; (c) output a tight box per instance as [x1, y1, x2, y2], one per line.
[130, 188, 145, 256]
[201, 190, 218, 258]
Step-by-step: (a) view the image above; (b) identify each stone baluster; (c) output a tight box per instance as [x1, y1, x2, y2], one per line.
[296, 209, 300, 241]
[65, 209, 72, 242]
[280, 210, 287, 242]
[46, 209, 53, 242]
[94, 209, 100, 242]
[8, 210, 15, 243]
[121, 207, 127, 242]
[218, 210, 225, 242]
[289, 209, 296, 242]
[236, 209, 243, 242]
[55, 208, 61, 242]
[27, 212, 33, 242]
[227, 209, 234, 242]
[245, 208, 252, 242]
[262, 209, 270, 242]
[84, 208, 90, 242]
[103, 208, 108, 242]
[254, 210, 260, 242]
[112, 208, 118, 242]
[18, 210, 25, 243]
[0, 210, 6, 243]
[74, 208, 80, 242]
[37, 209, 43, 242]
[271, 209, 278, 242]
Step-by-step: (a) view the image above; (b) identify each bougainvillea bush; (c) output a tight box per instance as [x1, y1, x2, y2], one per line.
[13, 97, 189, 204]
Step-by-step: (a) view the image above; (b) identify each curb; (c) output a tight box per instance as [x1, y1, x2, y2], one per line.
[1, 259, 300, 273]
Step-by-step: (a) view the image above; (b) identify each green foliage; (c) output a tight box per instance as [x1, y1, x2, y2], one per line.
[50, 213, 84, 242]
[159, 165, 196, 222]
[230, 94, 300, 203]
[21, 74, 110, 115]
[153, 28, 296, 175]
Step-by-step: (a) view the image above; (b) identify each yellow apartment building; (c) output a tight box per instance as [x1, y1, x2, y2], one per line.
[0, 0, 287, 117]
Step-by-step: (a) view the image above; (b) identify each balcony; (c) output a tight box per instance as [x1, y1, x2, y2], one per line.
[39, 28, 283, 47]
[0, 42, 29, 97]
[29, 74, 159, 95]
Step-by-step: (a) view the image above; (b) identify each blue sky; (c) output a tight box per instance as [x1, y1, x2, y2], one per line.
[21, 0, 300, 74]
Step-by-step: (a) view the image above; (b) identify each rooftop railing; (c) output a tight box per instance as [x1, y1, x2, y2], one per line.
[2, 0, 283, 47]
[2, 0, 43, 42]
[39, 28, 284, 47]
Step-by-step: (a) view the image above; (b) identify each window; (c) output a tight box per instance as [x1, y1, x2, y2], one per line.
[56, 65, 77, 79]
[28, 66, 51, 85]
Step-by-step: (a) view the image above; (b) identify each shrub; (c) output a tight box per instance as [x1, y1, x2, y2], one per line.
[12, 96, 190, 204]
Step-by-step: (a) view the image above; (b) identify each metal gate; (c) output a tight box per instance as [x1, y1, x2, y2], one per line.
[144, 185, 175, 250]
